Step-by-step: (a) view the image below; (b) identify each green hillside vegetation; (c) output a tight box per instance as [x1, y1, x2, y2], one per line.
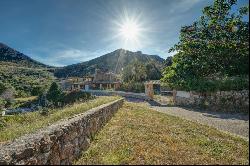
[0, 43, 49, 68]
[0, 43, 55, 101]
[54, 49, 164, 78]
[0, 62, 54, 98]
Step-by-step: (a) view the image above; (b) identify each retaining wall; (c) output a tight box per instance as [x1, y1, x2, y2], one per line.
[0, 98, 124, 165]
[173, 90, 249, 112]
[82, 90, 151, 100]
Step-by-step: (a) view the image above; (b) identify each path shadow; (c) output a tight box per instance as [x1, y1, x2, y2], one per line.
[175, 106, 249, 121]
[146, 100, 169, 107]
[125, 97, 249, 121]
[125, 97, 170, 107]
[125, 97, 145, 103]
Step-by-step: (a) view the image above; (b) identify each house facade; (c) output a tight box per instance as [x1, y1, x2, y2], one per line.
[59, 69, 121, 91]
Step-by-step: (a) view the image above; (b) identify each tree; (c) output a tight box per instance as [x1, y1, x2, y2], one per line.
[164, 56, 173, 67]
[31, 86, 44, 96]
[0, 82, 6, 95]
[46, 82, 64, 106]
[122, 60, 162, 83]
[162, 0, 249, 91]
[145, 62, 162, 80]
[122, 60, 147, 82]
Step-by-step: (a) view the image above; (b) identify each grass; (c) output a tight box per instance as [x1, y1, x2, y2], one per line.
[75, 102, 249, 165]
[14, 96, 38, 102]
[154, 95, 174, 105]
[12, 96, 38, 108]
[0, 96, 120, 143]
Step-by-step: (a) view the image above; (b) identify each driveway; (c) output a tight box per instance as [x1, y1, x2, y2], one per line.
[149, 105, 249, 140]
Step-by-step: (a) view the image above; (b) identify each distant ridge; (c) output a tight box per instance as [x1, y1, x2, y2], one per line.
[0, 43, 165, 78]
[54, 48, 165, 78]
[0, 42, 49, 68]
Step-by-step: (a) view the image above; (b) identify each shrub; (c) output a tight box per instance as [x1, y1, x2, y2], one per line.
[5, 99, 14, 108]
[179, 76, 249, 93]
[31, 86, 44, 96]
[40, 107, 49, 116]
[0, 98, 7, 109]
[0, 118, 6, 130]
[62, 91, 92, 105]
[0, 82, 7, 95]
[46, 82, 64, 106]
[118, 82, 145, 93]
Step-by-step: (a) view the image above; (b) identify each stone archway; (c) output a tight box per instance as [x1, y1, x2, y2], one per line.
[144, 80, 162, 100]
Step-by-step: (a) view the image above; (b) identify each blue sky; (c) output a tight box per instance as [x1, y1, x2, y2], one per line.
[0, 0, 248, 66]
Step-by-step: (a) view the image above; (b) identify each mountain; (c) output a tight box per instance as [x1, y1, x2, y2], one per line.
[0, 43, 54, 98]
[54, 49, 165, 78]
[0, 42, 49, 68]
[0, 43, 165, 97]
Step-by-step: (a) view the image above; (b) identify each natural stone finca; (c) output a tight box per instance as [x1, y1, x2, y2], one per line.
[0, 98, 124, 165]
[173, 90, 249, 112]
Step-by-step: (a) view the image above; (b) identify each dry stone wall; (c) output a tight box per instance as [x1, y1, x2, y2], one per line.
[173, 90, 249, 112]
[0, 98, 124, 165]
[83, 90, 151, 100]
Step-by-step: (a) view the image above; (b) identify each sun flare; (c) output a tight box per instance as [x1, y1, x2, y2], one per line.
[112, 10, 149, 50]
[119, 21, 140, 41]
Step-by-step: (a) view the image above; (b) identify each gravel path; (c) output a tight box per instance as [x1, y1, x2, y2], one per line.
[148, 105, 249, 140]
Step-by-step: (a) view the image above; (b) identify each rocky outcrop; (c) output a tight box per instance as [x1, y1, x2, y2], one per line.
[0, 98, 124, 165]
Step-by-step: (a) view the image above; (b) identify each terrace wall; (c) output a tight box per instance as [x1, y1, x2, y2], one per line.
[83, 90, 151, 100]
[173, 90, 249, 112]
[0, 98, 124, 165]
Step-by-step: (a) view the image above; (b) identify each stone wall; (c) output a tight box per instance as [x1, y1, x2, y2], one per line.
[93, 69, 117, 82]
[82, 90, 151, 101]
[0, 98, 124, 165]
[173, 90, 249, 112]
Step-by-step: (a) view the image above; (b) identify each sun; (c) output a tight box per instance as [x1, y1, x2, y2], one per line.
[119, 20, 140, 41]
[111, 10, 149, 50]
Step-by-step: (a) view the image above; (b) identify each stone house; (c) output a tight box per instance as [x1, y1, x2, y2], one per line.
[59, 69, 121, 91]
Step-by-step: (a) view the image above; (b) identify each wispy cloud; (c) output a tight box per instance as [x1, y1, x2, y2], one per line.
[46, 48, 106, 67]
[169, 0, 203, 14]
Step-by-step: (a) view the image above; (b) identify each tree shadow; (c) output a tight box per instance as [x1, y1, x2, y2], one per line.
[124, 97, 249, 121]
[171, 106, 249, 121]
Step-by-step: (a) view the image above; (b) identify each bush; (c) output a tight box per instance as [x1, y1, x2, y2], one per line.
[118, 82, 145, 93]
[218, 77, 249, 91]
[5, 99, 14, 108]
[183, 76, 249, 92]
[40, 107, 49, 116]
[46, 82, 64, 106]
[31, 86, 44, 96]
[62, 91, 92, 105]
[0, 98, 7, 109]
[0, 82, 7, 95]
[0, 118, 6, 130]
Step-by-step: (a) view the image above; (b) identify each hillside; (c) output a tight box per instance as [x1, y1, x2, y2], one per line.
[0, 43, 54, 98]
[54, 49, 165, 78]
[0, 43, 165, 96]
[0, 43, 49, 68]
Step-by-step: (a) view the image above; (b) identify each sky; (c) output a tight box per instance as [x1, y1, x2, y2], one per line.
[0, 0, 249, 67]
